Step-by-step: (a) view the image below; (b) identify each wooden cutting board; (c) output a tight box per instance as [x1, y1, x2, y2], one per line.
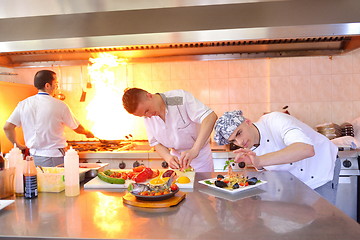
[122, 191, 186, 208]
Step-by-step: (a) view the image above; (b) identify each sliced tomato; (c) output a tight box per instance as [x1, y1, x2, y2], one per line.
[121, 172, 128, 180]
[110, 172, 122, 178]
[127, 171, 136, 179]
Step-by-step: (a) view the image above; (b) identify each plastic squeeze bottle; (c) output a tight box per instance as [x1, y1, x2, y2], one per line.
[8, 144, 24, 196]
[64, 147, 80, 197]
[23, 156, 38, 199]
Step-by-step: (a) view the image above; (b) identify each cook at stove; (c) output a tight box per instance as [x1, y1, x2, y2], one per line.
[214, 110, 340, 204]
[122, 88, 217, 172]
[3, 70, 94, 167]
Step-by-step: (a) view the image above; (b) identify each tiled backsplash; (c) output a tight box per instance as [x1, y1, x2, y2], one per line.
[1, 47, 360, 141]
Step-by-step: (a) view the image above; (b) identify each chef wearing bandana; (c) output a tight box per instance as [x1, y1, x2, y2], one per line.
[122, 88, 217, 172]
[214, 110, 340, 204]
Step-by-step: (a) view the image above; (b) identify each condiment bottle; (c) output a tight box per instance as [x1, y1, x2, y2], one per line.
[8, 144, 24, 196]
[64, 147, 80, 197]
[8, 144, 21, 168]
[23, 156, 38, 199]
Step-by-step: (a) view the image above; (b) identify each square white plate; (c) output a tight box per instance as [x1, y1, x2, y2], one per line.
[198, 178, 267, 194]
[0, 200, 15, 211]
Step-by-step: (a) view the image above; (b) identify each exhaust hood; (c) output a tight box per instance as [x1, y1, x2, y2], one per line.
[1, 0, 360, 67]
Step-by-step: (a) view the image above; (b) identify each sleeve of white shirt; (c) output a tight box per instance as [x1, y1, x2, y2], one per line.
[182, 90, 213, 123]
[7, 103, 22, 127]
[61, 103, 80, 129]
[268, 112, 313, 146]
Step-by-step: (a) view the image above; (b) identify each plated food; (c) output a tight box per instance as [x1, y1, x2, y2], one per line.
[127, 171, 179, 201]
[199, 174, 267, 194]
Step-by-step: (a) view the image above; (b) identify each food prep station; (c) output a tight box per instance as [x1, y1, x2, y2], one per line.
[1, 170, 360, 239]
[69, 139, 360, 223]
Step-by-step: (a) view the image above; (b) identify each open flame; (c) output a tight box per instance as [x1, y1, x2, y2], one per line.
[86, 53, 136, 140]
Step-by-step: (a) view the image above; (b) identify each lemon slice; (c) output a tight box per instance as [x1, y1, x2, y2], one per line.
[149, 178, 165, 185]
[162, 177, 170, 182]
[177, 176, 191, 184]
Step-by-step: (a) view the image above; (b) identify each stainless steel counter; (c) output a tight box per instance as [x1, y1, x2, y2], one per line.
[0, 171, 359, 239]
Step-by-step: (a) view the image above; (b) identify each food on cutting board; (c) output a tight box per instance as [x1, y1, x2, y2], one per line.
[97, 165, 194, 187]
[177, 176, 191, 184]
[97, 166, 157, 184]
[162, 169, 176, 178]
[149, 178, 166, 185]
[98, 170, 126, 184]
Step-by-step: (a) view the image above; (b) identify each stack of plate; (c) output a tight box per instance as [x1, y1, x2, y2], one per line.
[340, 122, 354, 137]
[316, 123, 342, 140]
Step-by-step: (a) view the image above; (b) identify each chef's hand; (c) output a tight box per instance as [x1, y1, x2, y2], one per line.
[164, 155, 181, 169]
[179, 148, 199, 170]
[16, 143, 27, 151]
[233, 148, 262, 169]
[84, 130, 95, 138]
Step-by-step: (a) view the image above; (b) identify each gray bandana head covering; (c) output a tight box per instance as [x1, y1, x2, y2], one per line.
[214, 110, 245, 145]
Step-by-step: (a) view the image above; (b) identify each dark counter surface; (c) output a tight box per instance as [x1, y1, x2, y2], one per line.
[0, 171, 359, 239]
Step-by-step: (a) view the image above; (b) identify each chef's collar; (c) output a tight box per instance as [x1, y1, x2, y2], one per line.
[157, 93, 169, 117]
[253, 121, 268, 151]
[37, 92, 49, 95]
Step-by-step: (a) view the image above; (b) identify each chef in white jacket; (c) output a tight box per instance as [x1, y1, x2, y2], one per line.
[214, 110, 340, 204]
[122, 88, 217, 172]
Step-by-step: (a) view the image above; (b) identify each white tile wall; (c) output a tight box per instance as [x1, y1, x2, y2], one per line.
[5, 48, 360, 141]
[311, 56, 332, 75]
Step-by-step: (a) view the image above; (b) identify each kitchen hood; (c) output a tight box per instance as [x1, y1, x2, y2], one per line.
[1, 0, 360, 67]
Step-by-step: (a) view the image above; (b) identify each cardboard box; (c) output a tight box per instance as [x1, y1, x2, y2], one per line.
[0, 167, 15, 198]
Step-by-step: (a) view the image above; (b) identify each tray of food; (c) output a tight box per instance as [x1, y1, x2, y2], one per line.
[198, 173, 267, 194]
[122, 172, 187, 208]
[127, 178, 180, 201]
[84, 166, 195, 189]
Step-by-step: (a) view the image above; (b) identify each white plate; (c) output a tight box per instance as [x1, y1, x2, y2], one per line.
[199, 187, 265, 201]
[198, 178, 267, 194]
[0, 200, 15, 210]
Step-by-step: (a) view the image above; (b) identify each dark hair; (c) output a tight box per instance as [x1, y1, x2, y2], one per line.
[34, 70, 56, 90]
[122, 88, 148, 114]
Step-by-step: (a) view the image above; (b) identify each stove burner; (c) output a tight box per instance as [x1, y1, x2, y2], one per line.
[67, 140, 132, 152]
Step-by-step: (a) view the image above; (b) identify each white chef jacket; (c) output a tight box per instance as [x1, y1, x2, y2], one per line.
[144, 90, 214, 172]
[7, 93, 80, 157]
[253, 112, 338, 189]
